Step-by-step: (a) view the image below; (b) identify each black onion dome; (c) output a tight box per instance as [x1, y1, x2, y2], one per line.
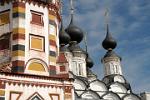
[65, 15, 83, 43]
[59, 23, 70, 45]
[102, 24, 117, 50]
[86, 54, 94, 68]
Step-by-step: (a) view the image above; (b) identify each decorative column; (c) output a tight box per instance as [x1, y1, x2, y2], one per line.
[12, 1, 26, 73]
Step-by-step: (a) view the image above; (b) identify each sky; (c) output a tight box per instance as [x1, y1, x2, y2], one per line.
[62, 0, 150, 93]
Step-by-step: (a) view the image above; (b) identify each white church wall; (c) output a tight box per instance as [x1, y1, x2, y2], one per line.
[141, 92, 150, 100]
[0, 73, 73, 100]
[25, 2, 49, 65]
[72, 57, 87, 77]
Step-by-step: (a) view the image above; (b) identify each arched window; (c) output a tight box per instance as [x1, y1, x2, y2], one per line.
[78, 63, 83, 76]
[25, 59, 49, 76]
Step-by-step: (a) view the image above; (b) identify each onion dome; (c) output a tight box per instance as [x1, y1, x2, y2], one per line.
[65, 15, 84, 43]
[86, 54, 94, 68]
[102, 24, 117, 50]
[59, 22, 70, 45]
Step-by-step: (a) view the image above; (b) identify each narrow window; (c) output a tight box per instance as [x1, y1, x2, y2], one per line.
[72, 61, 77, 74]
[0, 34, 10, 50]
[31, 11, 44, 26]
[78, 63, 83, 76]
[60, 66, 66, 72]
[0, 10, 10, 26]
[30, 34, 45, 52]
[0, 33, 11, 63]
[115, 65, 119, 74]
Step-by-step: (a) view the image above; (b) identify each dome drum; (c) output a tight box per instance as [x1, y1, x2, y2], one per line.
[68, 41, 86, 57]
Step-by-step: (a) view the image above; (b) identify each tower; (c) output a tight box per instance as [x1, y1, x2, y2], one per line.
[64, 0, 87, 77]
[101, 24, 122, 76]
[0, 1, 74, 100]
[101, 19, 141, 99]
[0, 0, 61, 75]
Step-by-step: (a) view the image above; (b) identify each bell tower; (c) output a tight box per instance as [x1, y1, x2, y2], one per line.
[0, 0, 61, 76]
[101, 10, 122, 76]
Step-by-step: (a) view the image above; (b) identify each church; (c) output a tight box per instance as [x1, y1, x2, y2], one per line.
[0, 0, 149, 100]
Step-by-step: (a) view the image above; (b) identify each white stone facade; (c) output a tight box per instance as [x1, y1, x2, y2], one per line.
[0, 73, 74, 100]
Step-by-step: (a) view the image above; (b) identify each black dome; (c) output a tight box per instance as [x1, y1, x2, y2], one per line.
[86, 55, 94, 68]
[65, 15, 83, 43]
[102, 25, 117, 50]
[59, 23, 70, 45]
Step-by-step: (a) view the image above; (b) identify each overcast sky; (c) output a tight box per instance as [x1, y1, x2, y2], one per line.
[62, 0, 150, 93]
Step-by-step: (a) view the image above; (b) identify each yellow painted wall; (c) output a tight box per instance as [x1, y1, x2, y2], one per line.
[0, 12, 9, 25]
[13, 7, 25, 13]
[49, 15, 56, 20]
[12, 50, 25, 57]
[49, 35, 56, 41]
[0, 89, 5, 96]
[49, 56, 56, 63]
[31, 36, 43, 51]
[13, 28, 25, 34]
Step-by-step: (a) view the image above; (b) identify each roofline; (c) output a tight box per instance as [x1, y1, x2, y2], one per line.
[0, 72, 74, 82]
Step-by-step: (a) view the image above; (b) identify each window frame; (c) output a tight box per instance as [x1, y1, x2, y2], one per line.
[29, 34, 45, 52]
[30, 10, 44, 26]
[0, 9, 10, 26]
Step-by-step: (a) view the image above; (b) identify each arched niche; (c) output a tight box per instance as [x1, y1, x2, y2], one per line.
[122, 93, 141, 100]
[25, 59, 49, 76]
[89, 80, 108, 96]
[81, 90, 101, 100]
[102, 91, 121, 100]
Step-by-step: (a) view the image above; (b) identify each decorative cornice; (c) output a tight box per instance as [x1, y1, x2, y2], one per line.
[0, 72, 74, 82]
[0, 0, 61, 22]
[0, 78, 74, 89]
[0, 72, 74, 89]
